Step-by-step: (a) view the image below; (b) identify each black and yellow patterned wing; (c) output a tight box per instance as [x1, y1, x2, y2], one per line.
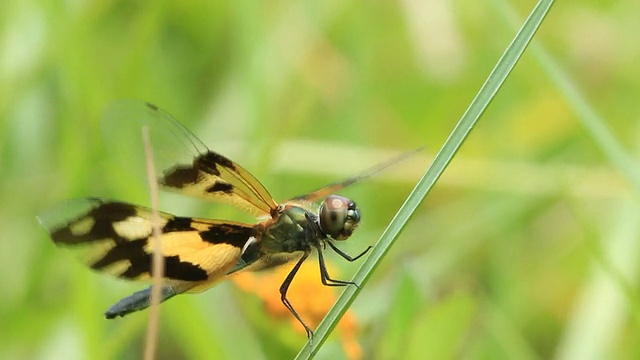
[38, 198, 256, 284]
[102, 100, 278, 217]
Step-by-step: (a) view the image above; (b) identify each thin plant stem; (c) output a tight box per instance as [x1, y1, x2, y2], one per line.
[143, 126, 164, 360]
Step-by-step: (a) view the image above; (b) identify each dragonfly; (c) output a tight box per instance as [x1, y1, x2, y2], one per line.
[38, 100, 418, 339]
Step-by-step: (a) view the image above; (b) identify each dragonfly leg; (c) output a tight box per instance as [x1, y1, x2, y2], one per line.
[326, 241, 372, 262]
[280, 251, 314, 341]
[317, 249, 358, 287]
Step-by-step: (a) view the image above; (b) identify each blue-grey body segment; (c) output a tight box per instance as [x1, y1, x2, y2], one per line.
[105, 285, 177, 319]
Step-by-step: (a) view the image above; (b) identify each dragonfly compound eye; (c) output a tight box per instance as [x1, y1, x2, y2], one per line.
[319, 195, 361, 240]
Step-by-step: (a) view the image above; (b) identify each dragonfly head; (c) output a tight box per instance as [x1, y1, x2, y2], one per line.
[319, 195, 361, 240]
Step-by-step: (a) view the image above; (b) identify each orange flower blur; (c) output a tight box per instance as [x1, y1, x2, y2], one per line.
[231, 259, 362, 360]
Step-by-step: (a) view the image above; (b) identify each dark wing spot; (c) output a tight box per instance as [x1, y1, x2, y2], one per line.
[162, 152, 236, 188]
[162, 165, 200, 188]
[51, 220, 112, 245]
[92, 238, 147, 270]
[122, 254, 207, 281]
[199, 152, 235, 171]
[162, 256, 208, 281]
[163, 216, 196, 232]
[51, 201, 137, 245]
[199, 224, 253, 248]
[92, 201, 138, 221]
[206, 181, 233, 194]
[193, 153, 219, 176]
[92, 238, 208, 281]
[119, 254, 208, 281]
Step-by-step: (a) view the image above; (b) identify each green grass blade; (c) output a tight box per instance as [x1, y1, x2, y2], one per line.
[295, 0, 556, 358]
[535, 49, 640, 192]
[496, 0, 640, 195]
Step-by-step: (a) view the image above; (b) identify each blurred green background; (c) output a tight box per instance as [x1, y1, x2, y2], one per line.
[1, 0, 639, 359]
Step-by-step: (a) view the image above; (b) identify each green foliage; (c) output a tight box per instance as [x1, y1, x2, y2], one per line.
[1, 0, 639, 359]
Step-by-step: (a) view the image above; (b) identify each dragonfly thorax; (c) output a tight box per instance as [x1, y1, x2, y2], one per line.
[318, 195, 361, 241]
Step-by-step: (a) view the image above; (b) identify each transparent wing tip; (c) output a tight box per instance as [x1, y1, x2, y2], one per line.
[37, 198, 103, 232]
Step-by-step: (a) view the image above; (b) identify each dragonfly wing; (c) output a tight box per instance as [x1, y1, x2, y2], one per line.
[290, 147, 424, 202]
[38, 198, 255, 284]
[102, 100, 278, 217]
